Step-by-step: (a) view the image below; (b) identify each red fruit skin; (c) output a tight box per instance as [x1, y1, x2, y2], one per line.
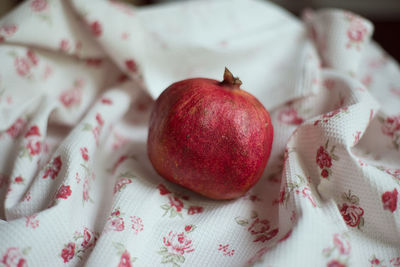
[147, 78, 273, 200]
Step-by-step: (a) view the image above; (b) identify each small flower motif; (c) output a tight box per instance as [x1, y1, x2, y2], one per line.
[347, 20, 367, 43]
[42, 156, 62, 179]
[316, 140, 339, 179]
[80, 147, 89, 161]
[61, 242, 75, 263]
[25, 126, 40, 138]
[187, 206, 203, 215]
[27, 139, 41, 155]
[59, 88, 82, 108]
[31, 0, 48, 12]
[90, 21, 102, 37]
[15, 57, 31, 77]
[168, 195, 184, 212]
[218, 244, 235, 256]
[118, 250, 132, 267]
[130, 216, 144, 234]
[125, 59, 137, 73]
[1, 247, 28, 267]
[110, 218, 125, 231]
[157, 184, 171, 195]
[332, 233, 350, 255]
[248, 218, 270, 235]
[81, 227, 97, 249]
[113, 177, 133, 194]
[25, 214, 39, 229]
[96, 113, 104, 126]
[26, 50, 38, 66]
[56, 184, 72, 199]
[369, 255, 381, 266]
[381, 188, 398, 212]
[277, 107, 303, 125]
[381, 115, 400, 137]
[6, 118, 26, 138]
[14, 176, 23, 184]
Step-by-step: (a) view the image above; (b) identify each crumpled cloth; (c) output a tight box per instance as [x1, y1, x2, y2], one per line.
[0, 0, 399, 266]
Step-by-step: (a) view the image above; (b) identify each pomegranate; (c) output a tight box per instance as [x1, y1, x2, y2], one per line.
[147, 68, 273, 200]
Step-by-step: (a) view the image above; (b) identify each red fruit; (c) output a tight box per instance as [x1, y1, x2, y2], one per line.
[147, 68, 273, 199]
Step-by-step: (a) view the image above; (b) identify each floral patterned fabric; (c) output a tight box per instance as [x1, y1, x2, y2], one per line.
[0, 0, 399, 266]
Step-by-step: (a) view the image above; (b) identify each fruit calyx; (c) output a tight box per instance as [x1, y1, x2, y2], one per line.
[221, 67, 242, 90]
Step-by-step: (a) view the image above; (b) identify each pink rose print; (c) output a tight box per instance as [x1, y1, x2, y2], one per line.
[56, 184, 72, 199]
[43, 156, 62, 179]
[248, 218, 270, 235]
[130, 216, 144, 234]
[187, 206, 203, 215]
[25, 214, 39, 229]
[168, 195, 184, 212]
[26, 50, 38, 66]
[391, 257, 400, 266]
[278, 107, 303, 125]
[61, 242, 75, 263]
[381, 115, 400, 137]
[31, 0, 48, 12]
[118, 250, 132, 267]
[106, 208, 125, 232]
[369, 255, 382, 266]
[346, 19, 368, 50]
[381, 188, 398, 212]
[316, 140, 339, 179]
[1, 247, 28, 267]
[327, 259, 346, 267]
[81, 227, 97, 249]
[113, 177, 133, 194]
[235, 213, 279, 243]
[90, 21, 102, 37]
[101, 97, 113, 105]
[80, 147, 89, 161]
[59, 39, 70, 51]
[95, 113, 104, 126]
[125, 59, 137, 73]
[162, 230, 195, 255]
[59, 88, 82, 108]
[25, 125, 40, 138]
[111, 218, 124, 231]
[218, 244, 235, 256]
[333, 234, 350, 255]
[0, 24, 17, 36]
[15, 57, 31, 77]
[6, 118, 26, 138]
[157, 184, 171, 195]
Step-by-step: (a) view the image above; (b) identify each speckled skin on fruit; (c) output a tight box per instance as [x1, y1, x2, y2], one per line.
[147, 75, 273, 200]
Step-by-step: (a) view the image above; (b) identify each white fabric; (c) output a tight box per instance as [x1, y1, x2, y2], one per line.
[0, 0, 399, 266]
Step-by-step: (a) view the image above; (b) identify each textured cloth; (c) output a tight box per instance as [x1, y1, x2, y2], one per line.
[0, 0, 400, 266]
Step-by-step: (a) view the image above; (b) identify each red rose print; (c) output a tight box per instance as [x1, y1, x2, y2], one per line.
[15, 57, 31, 77]
[61, 242, 75, 263]
[96, 113, 104, 126]
[168, 195, 183, 212]
[163, 231, 194, 255]
[130, 216, 144, 234]
[316, 146, 332, 169]
[1, 247, 27, 267]
[43, 156, 62, 179]
[253, 228, 279, 242]
[59, 88, 82, 107]
[26, 50, 38, 66]
[333, 233, 350, 255]
[80, 147, 89, 161]
[339, 203, 364, 227]
[125, 59, 137, 72]
[321, 169, 329, 178]
[101, 98, 112, 105]
[10, 116, 25, 134]
[118, 250, 132, 267]
[31, 0, 48, 12]
[157, 184, 170, 195]
[90, 21, 102, 37]
[277, 108, 303, 125]
[56, 185, 72, 199]
[25, 125, 40, 138]
[26, 139, 41, 155]
[14, 176, 23, 183]
[381, 188, 398, 212]
[187, 206, 203, 215]
[381, 115, 400, 137]
[81, 227, 97, 249]
[327, 259, 346, 267]
[113, 178, 132, 194]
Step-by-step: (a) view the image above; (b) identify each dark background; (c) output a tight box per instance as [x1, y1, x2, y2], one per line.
[1, 0, 399, 62]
